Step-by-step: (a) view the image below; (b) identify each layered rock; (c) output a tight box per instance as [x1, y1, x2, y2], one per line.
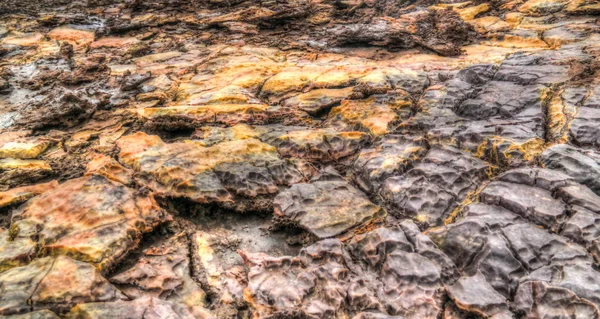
[193, 124, 369, 163]
[5, 159, 167, 271]
[0, 256, 124, 315]
[117, 132, 306, 211]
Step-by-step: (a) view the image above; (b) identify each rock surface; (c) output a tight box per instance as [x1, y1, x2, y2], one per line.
[0, 0, 599, 318]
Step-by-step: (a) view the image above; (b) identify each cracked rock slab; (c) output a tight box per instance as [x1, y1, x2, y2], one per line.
[63, 296, 209, 319]
[0, 256, 124, 316]
[7, 171, 168, 272]
[542, 144, 600, 195]
[118, 132, 306, 211]
[381, 145, 493, 228]
[242, 223, 452, 319]
[273, 168, 384, 238]
[352, 135, 428, 194]
[447, 271, 510, 318]
[109, 234, 208, 317]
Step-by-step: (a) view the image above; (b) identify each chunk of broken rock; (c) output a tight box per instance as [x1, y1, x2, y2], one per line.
[0, 256, 124, 316]
[118, 132, 305, 211]
[8, 172, 167, 272]
[273, 168, 384, 238]
[0, 180, 58, 208]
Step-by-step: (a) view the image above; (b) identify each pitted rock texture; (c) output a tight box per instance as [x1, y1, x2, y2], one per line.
[1, 0, 600, 318]
[381, 145, 494, 228]
[241, 223, 455, 319]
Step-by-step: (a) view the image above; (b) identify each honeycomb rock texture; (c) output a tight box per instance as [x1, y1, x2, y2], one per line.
[0, 0, 599, 318]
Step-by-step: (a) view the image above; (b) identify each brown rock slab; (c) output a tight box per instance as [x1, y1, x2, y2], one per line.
[326, 97, 401, 136]
[110, 234, 208, 316]
[64, 296, 209, 319]
[273, 168, 384, 238]
[447, 271, 510, 317]
[118, 132, 305, 211]
[0, 256, 123, 315]
[8, 170, 167, 271]
[0, 159, 53, 189]
[0, 180, 58, 208]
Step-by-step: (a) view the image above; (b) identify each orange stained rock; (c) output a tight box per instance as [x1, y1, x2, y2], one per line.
[310, 65, 374, 89]
[470, 17, 511, 33]
[487, 32, 549, 49]
[328, 97, 400, 136]
[518, 0, 568, 15]
[0, 180, 59, 208]
[85, 154, 133, 185]
[474, 136, 545, 166]
[9, 174, 167, 272]
[192, 57, 282, 91]
[140, 103, 274, 126]
[117, 132, 299, 203]
[505, 12, 525, 27]
[142, 103, 268, 118]
[0, 256, 123, 315]
[193, 124, 260, 144]
[269, 128, 370, 161]
[566, 0, 600, 14]
[281, 87, 355, 116]
[47, 27, 95, 48]
[90, 36, 140, 49]
[184, 85, 261, 105]
[132, 51, 202, 75]
[1, 33, 45, 46]
[260, 66, 333, 101]
[455, 3, 489, 21]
